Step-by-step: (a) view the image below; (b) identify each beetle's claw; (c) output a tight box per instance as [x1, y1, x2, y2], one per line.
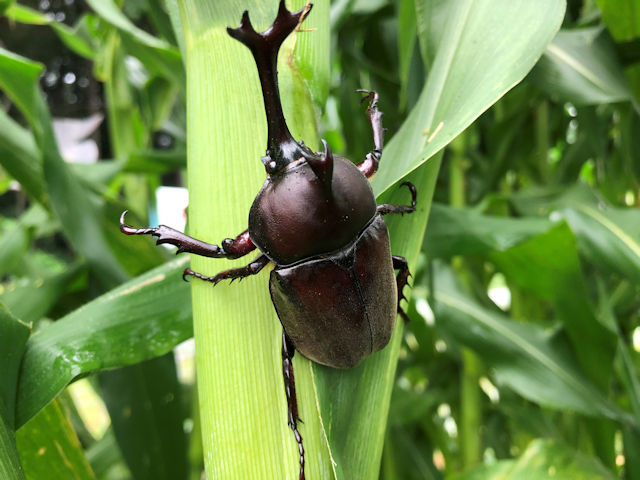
[119, 210, 136, 234]
[356, 89, 379, 109]
[182, 268, 193, 282]
[120, 210, 158, 236]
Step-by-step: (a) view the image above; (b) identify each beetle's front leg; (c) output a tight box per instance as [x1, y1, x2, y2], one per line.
[356, 89, 384, 178]
[120, 211, 255, 259]
[282, 330, 305, 480]
[392, 255, 412, 323]
[183, 254, 270, 285]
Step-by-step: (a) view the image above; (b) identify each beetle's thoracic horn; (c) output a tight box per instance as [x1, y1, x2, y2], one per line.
[227, 1, 314, 174]
[305, 139, 334, 192]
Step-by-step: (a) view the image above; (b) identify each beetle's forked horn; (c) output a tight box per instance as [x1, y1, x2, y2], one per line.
[227, 1, 309, 53]
[227, 1, 314, 173]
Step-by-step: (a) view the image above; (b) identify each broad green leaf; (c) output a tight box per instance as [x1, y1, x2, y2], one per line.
[85, 429, 131, 478]
[559, 203, 640, 284]
[0, 222, 31, 275]
[0, 109, 45, 205]
[0, 0, 14, 15]
[0, 48, 129, 289]
[85, 0, 184, 90]
[511, 184, 640, 284]
[623, 427, 640, 480]
[489, 223, 616, 389]
[423, 203, 552, 258]
[99, 354, 188, 480]
[423, 202, 617, 389]
[449, 439, 616, 480]
[430, 263, 629, 424]
[0, 414, 25, 480]
[15, 257, 191, 427]
[16, 399, 96, 480]
[0, 266, 83, 324]
[595, 0, 640, 42]
[0, 305, 30, 426]
[370, 0, 565, 196]
[125, 149, 186, 173]
[4, 4, 96, 59]
[0, 306, 30, 480]
[397, 0, 417, 108]
[413, 0, 450, 69]
[528, 28, 632, 106]
[164, 0, 185, 56]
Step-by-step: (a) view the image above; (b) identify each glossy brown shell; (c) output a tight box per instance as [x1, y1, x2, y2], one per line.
[248, 156, 377, 265]
[269, 215, 397, 368]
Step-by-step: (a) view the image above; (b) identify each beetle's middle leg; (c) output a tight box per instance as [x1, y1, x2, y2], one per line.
[356, 89, 383, 178]
[120, 211, 256, 259]
[392, 255, 412, 323]
[183, 254, 270, 286]
[282, 330, 305, 480]
[376, 182, 417, 216]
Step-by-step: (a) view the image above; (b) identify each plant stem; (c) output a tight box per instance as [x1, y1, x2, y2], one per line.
[449, 132, 481, 468]
[178, 1, 330, 477]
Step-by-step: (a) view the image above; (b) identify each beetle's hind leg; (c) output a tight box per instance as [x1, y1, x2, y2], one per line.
[392, 255, 412, 323]
[120, 211, 256, 259]
[377, 182, 417, 216]
[183, 254, 270, 286]
[282, 330, 305, 480]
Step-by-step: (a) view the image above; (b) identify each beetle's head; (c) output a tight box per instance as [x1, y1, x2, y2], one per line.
[228, 1, 323, 178]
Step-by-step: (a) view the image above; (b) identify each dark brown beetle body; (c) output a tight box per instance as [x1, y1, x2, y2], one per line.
[119, 3, 416, 479]
[270, 214, 396, 368]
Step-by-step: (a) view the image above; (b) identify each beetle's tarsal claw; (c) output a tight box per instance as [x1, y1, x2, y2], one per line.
[120, 210, 157, 236]
[182, 268, 192, 282]
[305, 139, 334, 191]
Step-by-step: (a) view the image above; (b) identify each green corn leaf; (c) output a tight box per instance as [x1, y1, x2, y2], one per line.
[3, 4, 96, 59]
[430, 262, 630, 425]
[0, 305, 30, 480]
[0, 266, 83, 325]
[528, 28, 633, 106]
[85, 0, 184, 90]
[0, 48, 129, 289]
[15, 257, 191, 427]
[594, 0, 640, 43]
[99, 354, 188, 480]
[0, 109, 45, 205]
[370, 0, 566, 196]
[448, 439, 616, 480]
[423, 203, 553, 258]
[15, 399, 96, 480]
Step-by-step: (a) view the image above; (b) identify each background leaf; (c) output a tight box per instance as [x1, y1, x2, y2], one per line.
[16, 257, 191, 427]
[370, 0, 566, 195]
[15, 399, 96, 480]
[528, 28, 632, 106]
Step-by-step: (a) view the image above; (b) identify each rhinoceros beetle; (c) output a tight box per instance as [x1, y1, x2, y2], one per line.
[120, 2, 416, 478]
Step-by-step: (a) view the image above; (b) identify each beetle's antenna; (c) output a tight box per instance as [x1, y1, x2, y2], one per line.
[227, 1, 314, 174]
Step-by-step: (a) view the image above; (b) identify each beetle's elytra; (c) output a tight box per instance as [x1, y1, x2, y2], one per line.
[120, 2, 416, 479]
